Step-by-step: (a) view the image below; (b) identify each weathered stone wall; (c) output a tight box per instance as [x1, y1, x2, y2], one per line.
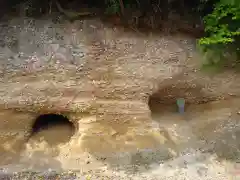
[0, 17, 190, 162]
[0, 17, 188, 116]
[1, 16, 240, 160]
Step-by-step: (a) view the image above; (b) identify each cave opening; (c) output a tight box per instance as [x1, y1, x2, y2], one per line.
[147, 82, 208, 118]
[28, 113, 76, 145]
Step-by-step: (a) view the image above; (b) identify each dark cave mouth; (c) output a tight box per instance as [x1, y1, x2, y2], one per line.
[147, 82, 211, 117]
[148, 94, 181, 116]
[29, 113, 76, 141]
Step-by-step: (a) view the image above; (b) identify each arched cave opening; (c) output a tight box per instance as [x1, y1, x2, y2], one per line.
[148, 82, 210, 119]
[28, 113, 76, 145]
[148, 93, 181, 120]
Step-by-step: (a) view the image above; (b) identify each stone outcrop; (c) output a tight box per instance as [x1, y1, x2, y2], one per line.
[0, 17, 189, 159]
[1, 16, 240, 166]
[0, 20, 187, 110]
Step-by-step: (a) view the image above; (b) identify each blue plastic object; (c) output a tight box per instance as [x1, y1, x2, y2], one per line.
[176, 98, 185, 114]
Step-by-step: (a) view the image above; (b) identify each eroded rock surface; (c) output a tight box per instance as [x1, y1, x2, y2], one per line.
[0, 16, 188, 148]
[0, 14, 239, 179]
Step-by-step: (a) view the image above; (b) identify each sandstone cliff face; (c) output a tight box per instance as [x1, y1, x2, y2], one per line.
[0, 18, 189, 123]
[0, 17, 191, 160]
[0, 16, 240, 175]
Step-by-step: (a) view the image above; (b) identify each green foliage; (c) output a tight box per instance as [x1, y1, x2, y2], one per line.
[198, 0, 240, 66]
[104, 0, 121, 14]
[104, 0, 139, 15]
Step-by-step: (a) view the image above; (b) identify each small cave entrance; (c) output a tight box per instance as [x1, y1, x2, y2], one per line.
[148, 94, 175, 117]
[28, 113, 76, 145]
[148, 82, 209, 118]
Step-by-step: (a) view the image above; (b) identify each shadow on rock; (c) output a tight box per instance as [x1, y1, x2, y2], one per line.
[0, 134, 24, 166]
[0, 170, 78, 180]
[201, 126, 240, 162]
[191, 114, 240, 163]
[20, 149, 62, 171]
[82, 131, 177, 174]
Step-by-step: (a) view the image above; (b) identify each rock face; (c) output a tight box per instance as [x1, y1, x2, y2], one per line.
[0, 20, 188, 121]
[0, 15, 240, 177]
[0, 19, 187, 107]
[0, 16, 193, 161]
